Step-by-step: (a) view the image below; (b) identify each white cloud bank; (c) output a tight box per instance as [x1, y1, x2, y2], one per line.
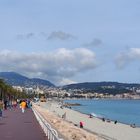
[0, 48, 97, 85]
[115, 48, 140, 69]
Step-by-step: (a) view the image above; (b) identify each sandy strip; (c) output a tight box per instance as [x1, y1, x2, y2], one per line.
[33, 103, 101, 140]
[33, 101, 140, 140]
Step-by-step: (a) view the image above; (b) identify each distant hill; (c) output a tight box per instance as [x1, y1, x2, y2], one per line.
[0, 72, 55, 87]
[63, 82, 140, 89]
[62, 82, 140, 95]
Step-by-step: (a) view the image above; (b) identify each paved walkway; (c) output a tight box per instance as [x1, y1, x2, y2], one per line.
[0, 107, 48, 140]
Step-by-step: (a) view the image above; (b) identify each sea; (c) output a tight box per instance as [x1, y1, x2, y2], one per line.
[64, 99, 140, 127]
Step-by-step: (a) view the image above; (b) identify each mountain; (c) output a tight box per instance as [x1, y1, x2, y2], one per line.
[0, 72, 55, 87]
[63, 82, 140, 89]
[62, 82, 140, 95]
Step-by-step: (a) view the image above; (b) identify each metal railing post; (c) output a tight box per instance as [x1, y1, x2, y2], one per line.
[32, 107, 63, 140]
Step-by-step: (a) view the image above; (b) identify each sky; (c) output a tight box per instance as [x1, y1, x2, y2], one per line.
[0, 0, 140, 85]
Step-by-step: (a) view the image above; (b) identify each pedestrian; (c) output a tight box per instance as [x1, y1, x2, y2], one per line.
[27, 99, 31, 108]
[130, 123, 136, 128]
[0, 99, 4, 118]
[4, 99, 8, 110]
[20, 100, 27, 113]
[89, 114, 93, 118]
[102, 118, 105, 122]
[8, 100, 12, 110]
[62, 112, 66, 119]
[13, 100, 17, 108]
[80, 121, 84, 128]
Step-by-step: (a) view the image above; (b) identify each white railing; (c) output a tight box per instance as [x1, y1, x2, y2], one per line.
[32, 107, 63, 140]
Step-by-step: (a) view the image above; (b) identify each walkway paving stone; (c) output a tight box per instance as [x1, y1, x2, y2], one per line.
[0, 107, 48, 140]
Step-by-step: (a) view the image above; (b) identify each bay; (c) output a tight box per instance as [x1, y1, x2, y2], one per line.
[64, 99, 140, 127]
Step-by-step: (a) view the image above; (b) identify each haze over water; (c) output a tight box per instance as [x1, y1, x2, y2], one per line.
[65, 99, 140, 126]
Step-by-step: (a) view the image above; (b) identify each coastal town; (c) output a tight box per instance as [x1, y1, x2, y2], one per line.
[12, 84, 140, 100]
[0, 79, 140, 140]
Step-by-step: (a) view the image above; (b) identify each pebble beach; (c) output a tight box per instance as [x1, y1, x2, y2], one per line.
[33, 101, 140, 140]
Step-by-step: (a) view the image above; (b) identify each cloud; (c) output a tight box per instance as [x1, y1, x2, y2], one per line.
[83, 38, 102, 47]
[47, 31, 76, 41]
[16, 31, 76, 42]
[16, 33, 35, 40]
[58, 78, 77, 86]
[115, 48, 140, 69]
[0, 48, 97, 85]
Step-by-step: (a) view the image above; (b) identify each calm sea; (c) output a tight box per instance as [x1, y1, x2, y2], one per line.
[64, 99, 140, 126]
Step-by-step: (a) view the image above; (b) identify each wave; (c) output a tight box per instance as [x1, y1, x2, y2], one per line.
[91, 112, 103, 118]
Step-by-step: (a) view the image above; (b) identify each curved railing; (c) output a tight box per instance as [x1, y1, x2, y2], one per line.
[32, 107, 63, 140]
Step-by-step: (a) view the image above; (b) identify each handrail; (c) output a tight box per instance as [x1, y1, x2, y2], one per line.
[32, 107, 63, 140]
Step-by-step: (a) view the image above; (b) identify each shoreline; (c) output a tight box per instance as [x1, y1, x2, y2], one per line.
[63, 98, 140, 100]
[33, 102, 101, 140]
[37, 100, 140, 140]
[73, 109, 140, 128]
[63, 99, 140, 127]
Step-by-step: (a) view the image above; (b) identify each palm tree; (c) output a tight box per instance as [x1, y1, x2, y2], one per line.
[0, 79, 29, 100]
[0, 79, 6, 100]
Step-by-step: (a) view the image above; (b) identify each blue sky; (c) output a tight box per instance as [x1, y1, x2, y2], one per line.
[0, 0, 140, 85]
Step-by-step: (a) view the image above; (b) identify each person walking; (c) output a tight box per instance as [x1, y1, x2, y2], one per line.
[9, 100, 12, 110]
[62, 112, 66, 120]
[4, 99, 8, 110]
[20, 100, 26, 113]
[12, 100, 17, 108]
[80, 121, 84, 128]
[0, 99, 4, 118]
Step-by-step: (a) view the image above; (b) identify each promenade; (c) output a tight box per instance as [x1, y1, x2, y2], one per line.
[0, 107, 47, 140]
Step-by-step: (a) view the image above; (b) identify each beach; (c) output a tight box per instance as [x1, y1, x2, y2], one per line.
[33, 101, 140, 140]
